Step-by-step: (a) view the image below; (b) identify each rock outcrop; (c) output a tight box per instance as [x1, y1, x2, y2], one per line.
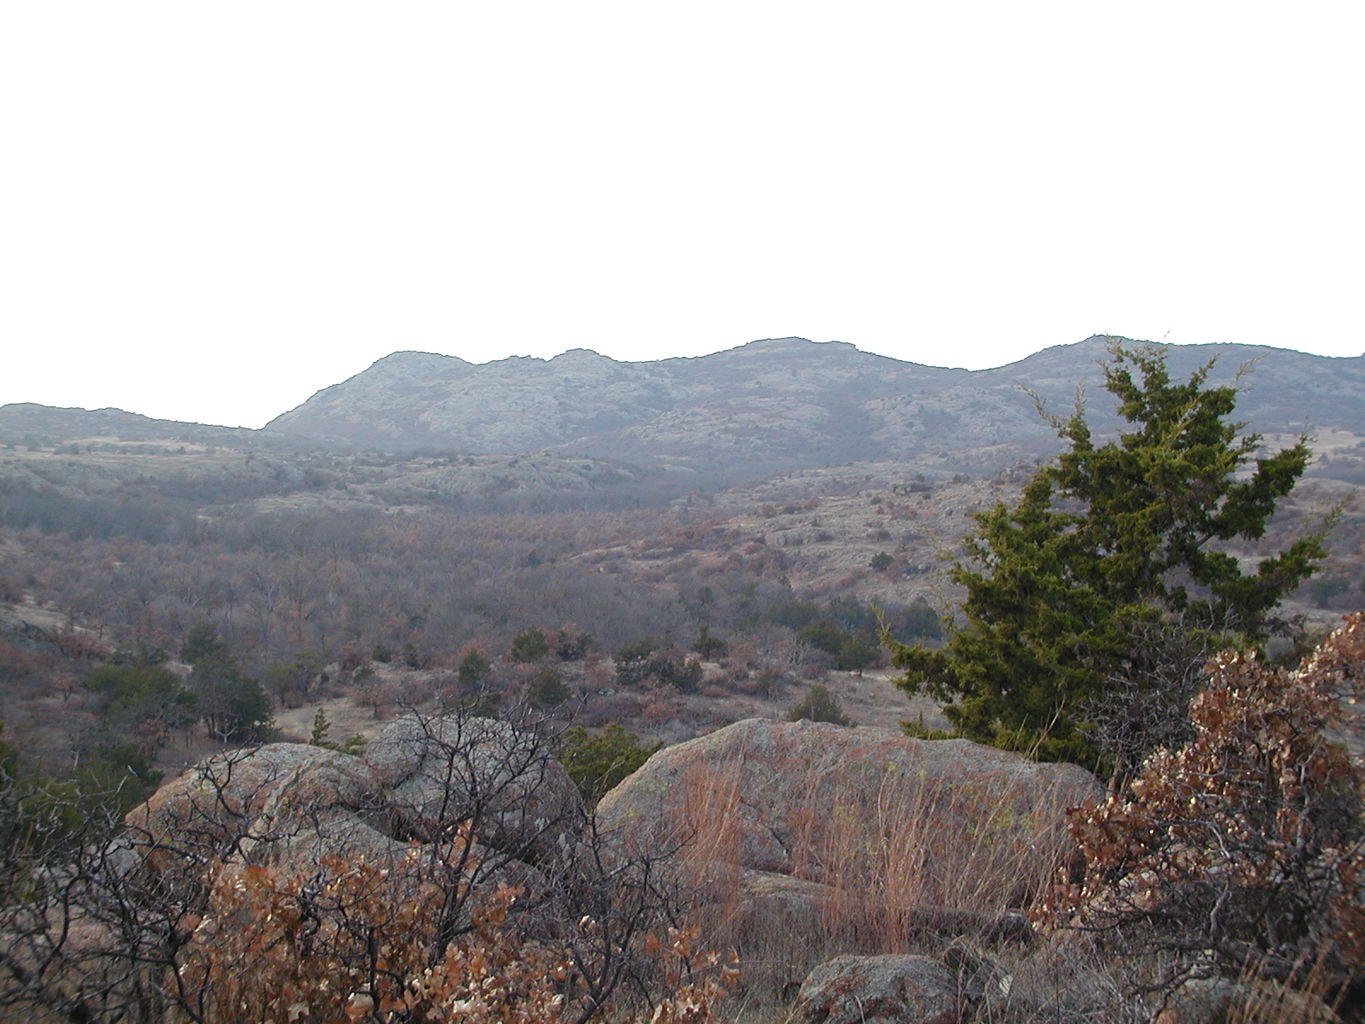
[127, 743, 382, 858]
[362, 714, 582, 862]
[593, 718, 1101, 995]
[124, 715, 584, 892]
[596, 718, 1101, 909]
[122, 714, 1104, 1014]
[793, 954, 965, 1024]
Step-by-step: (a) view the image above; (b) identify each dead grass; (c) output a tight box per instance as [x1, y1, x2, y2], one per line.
[668, 751, 1080, 1011]
[272, 695, 391, 745]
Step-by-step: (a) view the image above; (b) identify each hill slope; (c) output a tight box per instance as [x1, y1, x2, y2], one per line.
[5, 337, 1362, 491]
[260, 336, 1365, 482]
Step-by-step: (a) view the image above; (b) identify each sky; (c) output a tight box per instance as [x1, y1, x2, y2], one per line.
[3, 2, 1362, 429]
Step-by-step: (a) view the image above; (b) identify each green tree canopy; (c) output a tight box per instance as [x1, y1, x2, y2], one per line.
[508, 627, 550, 663]
[180, 621, 228, 666]
[556, 724, 660, 805]
[457, 648, 492, 688]
[788, 684, 853, 726]
[82, 662, 196, 747]
[525, 666, 572, 708]
[890, 344, 1330, 770]
[188, 660, 273, 743]
[180, 625, 273, 743]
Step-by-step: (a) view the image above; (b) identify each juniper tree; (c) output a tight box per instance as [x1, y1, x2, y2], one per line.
[788, 684, 853, 726]
[890, 343, 1330, 770]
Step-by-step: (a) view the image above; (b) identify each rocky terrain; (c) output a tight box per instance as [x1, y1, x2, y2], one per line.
[109, 712, 1109, 1020]
[1, 336, 1362, 1023]
[0, 335, 1360, 780]
[83, 701, 1362, 1022]
[5, 337, 1364, 498]
[263, 336, 1365, 485]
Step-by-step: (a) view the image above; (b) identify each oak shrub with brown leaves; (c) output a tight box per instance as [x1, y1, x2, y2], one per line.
[1041, 613, 1365, 1000]
[0, 705, 736, 1024]
[178, 838, 735, 1024]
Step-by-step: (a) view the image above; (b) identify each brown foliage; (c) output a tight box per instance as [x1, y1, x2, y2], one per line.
[177, 838, 735, 1024]
[0, 700, 738, 1024]
[180, 842, 540, 1022]
[1042, 613, 1365, 996]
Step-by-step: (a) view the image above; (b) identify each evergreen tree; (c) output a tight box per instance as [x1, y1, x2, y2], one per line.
[457, 648, 492, 688]
[525, 666, 572, 708]
[180, 624, 273, 743]
[309, 706, 332, 746]
[188, 659, 273, 743]
[508, 627, 549, 663]
[556, 724, 660, 804]
[82, 662, 196, 753]
[788, 684, 853, 726]
[890, 344, 1330, 770]
[307, 705, 366, 754]
[180, 621, 228, 666]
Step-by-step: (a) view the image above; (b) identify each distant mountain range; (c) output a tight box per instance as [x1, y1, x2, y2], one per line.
[4, 337, 1363, 486]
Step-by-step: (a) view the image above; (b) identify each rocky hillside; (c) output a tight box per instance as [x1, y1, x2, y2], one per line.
[0, 404, 285, 450]
[259, 336, 1365, 483]
[5, 337, 1363, 492]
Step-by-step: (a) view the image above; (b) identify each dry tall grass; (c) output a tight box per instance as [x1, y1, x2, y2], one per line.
[669, 752, 1080, 1004]
[661, 734, 1362, 1023]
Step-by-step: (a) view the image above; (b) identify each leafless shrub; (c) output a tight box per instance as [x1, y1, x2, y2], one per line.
[0, 703, 728, 1023]
[1082, 613, 1232, 786]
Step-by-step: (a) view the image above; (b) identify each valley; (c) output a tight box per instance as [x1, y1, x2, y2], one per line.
[0, 336, 1359, 784]
[1, 335, 1363, 1023]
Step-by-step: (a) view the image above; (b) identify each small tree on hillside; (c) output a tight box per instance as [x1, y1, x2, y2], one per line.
[890, 344, 1331, 770]
[82, 659, 196, 762]
[179, 622, 228, 665]
[189, 660, 274, 742]
[553, 627, 592, 661]
[557, 724, 660, 804]
[788, 684, 853, 726]
[525, 666, 572, 709]
[182, 625, 273, 742]
[509, 627, 549, 663]
[457, 648, 492, 688]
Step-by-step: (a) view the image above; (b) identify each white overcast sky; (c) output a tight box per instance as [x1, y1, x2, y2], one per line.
[3, 2, 1362, 428]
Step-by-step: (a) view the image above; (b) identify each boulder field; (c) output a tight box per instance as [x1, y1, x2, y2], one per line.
[124, 714, 585, 888]
[123, 715, 1105, 1018]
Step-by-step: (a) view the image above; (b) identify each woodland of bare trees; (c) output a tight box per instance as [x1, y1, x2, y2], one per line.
[0, 475, 950, 704]
[0, 459, 955, 793]
[2, 497, 923, 667]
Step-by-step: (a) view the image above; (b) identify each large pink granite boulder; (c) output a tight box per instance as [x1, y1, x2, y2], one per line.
[123, 714, 583, 888]
[595, 718, 1101, 910]
[241, 746, 407, 867]
[125, 743, 370, 859]
[362, 714, 584, 862]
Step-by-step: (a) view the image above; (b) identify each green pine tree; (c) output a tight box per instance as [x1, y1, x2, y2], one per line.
[309, 706, 331, 746]
[889, 343, 1331, 771]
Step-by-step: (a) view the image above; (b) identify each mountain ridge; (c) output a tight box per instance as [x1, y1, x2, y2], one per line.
[3, 336, 1362, 489]
[258, 336, 1365, 482]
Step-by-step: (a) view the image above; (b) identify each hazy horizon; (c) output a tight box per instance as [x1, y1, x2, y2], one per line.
[4, 4, 1361, 427]
[4, 332, 1359, 431]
